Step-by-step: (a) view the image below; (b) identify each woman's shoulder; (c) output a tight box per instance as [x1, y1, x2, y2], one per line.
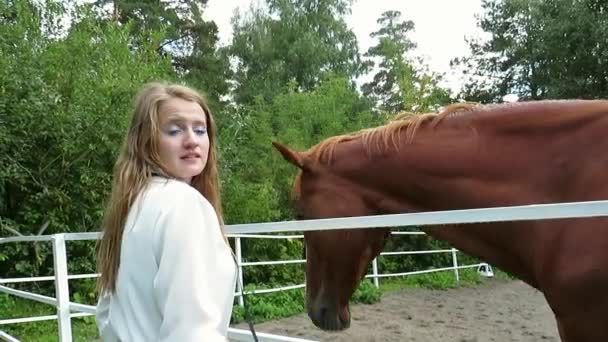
[144, 176, 210, 210]
[143, 177, 218, 239]
[148, 176, 200, 197]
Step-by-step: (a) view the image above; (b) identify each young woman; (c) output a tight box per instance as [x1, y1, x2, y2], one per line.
[95, 82, 236, 341]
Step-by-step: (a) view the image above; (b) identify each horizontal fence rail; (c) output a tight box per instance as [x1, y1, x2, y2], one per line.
[366, 263, 484, 279]
[3, 200, 608, 244]
[225, 200, 608, 234]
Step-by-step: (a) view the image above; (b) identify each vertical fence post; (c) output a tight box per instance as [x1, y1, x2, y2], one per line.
[52, 234, 72, 342]
[0, 330, 21, 342]
[371, 257, 379, 288]
[235, 237, 244, 307]
[451, 248, 460, 282]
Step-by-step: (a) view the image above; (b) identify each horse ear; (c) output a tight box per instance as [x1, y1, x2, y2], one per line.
[272, 141, 306, 169]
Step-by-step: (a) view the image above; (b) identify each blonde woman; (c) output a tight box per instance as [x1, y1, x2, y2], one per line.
[95, 82, 236, 341]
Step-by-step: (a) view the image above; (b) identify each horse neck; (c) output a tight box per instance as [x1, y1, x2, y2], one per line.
[330, 102, 608, 287]
[333, 131, 543, 286]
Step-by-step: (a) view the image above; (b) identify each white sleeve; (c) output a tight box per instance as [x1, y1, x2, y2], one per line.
[96, 292, 119, 342]
[153, 194, 229, 342]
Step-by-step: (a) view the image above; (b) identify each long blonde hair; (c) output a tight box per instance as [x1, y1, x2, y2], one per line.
[96, 82, 225, 294]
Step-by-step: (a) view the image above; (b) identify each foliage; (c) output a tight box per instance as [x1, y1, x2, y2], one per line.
[0, 293, 99, 341]
[377, 267, 501, 292]
[232, 284, 306, 323]
[90, 0, 232, 110]
[454, 0, 608, 101]
[351, 279, 382, 304]
[362, 11, 452, 113]
[0, 0, 174, 281]
[229, 0, 364, 104]
[218, 74, 381, 285]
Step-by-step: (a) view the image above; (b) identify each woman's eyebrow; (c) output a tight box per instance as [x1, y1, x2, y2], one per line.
[163, 117, 207, 126]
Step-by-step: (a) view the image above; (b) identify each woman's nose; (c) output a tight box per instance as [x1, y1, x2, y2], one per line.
[183, 129, 199, 147]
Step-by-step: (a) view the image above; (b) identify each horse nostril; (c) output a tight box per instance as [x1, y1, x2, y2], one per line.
[319, 306, 328, 322]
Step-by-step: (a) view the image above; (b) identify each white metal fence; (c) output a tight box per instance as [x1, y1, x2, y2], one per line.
[2, 199, 608, 341]
[0, 233, 318, 342]
[0, 231, 475, 342]
[231, 230, 486, 305]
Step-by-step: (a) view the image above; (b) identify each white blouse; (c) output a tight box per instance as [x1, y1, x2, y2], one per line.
[96, 177, 236, 342]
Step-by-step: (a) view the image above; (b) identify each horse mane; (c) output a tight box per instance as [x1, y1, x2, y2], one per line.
[310, 102, 481, 164]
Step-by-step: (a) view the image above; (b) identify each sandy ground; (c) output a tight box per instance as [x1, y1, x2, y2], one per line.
[234, 279, 560, 342]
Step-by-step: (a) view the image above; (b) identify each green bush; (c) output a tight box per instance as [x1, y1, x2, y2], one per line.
[232, 285, 306, 323]
[0, 0, 174, 295]
[352, 280, 382, 304]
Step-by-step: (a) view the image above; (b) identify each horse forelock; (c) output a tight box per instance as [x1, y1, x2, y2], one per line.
[309, 102, 481, 165]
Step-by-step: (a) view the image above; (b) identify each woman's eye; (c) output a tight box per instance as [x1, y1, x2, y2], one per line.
[167, 127, 181, 136]
[164, 123, 183, 136]
[194, 126, 207, 135]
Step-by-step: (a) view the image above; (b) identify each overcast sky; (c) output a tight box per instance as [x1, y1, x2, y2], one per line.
[203, 0, 486, 94]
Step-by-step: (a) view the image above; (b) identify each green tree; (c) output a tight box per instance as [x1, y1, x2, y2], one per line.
[218, 73, 378, 285]
[454, 0, 608, 102]
[91, 0, 232, 110]
[221, 74, 377, 225]
[362, 10, 451, 113]
[1, 0, 174, 285]
[229, 0, 364, 105]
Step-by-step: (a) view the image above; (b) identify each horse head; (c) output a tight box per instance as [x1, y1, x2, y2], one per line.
[272, 141, 390, 331]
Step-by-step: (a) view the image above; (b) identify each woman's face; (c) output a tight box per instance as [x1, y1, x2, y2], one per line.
[157, 97, 209, 183]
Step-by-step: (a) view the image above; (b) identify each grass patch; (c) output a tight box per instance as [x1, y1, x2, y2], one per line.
[378, 267, 512, 292]
[231, 279, 383, 325]
[231, 284, 306, 324]
[0, 293, 98, 341]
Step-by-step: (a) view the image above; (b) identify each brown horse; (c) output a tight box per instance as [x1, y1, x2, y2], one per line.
[272, 100, 608, 342]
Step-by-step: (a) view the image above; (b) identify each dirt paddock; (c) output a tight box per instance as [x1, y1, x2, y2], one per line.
[235, 279, 560, 342]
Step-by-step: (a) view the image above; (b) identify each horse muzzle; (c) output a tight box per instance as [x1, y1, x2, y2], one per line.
[307, 300, 351, 331]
